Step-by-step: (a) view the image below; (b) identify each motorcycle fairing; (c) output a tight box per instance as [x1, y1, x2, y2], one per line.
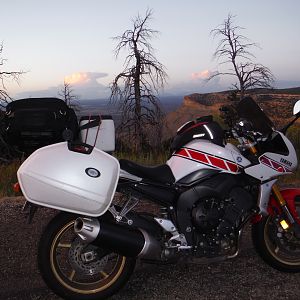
[244, 132, 297, 181]
[257, 179, 277, 215]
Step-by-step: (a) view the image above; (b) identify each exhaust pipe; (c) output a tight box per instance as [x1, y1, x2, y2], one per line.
[74, 217, 161, 259]
[74, 217, 100, 243]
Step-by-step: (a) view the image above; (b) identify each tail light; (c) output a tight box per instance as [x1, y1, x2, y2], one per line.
[13, 182, 21, 194]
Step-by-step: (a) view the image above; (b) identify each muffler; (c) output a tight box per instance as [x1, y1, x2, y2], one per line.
[74, 217, 161, 259]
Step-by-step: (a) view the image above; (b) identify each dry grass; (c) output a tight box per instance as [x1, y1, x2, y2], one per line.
[115, 150, 170, 165]
[0, 160, 22, 197]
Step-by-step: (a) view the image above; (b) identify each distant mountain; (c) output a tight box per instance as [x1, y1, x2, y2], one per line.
[77, 95, 183, 119]
[183, 87, 300, 106]
[163, 87, 300, 138]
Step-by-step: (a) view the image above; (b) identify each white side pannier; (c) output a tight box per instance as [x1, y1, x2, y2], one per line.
[17, 142, 120, 216]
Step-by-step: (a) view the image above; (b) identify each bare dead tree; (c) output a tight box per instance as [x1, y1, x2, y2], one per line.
[0, 42, 25, 161]
[0, 42, 24, 108]
[59, 80, 80, 112]
[110, 9, 167, 152]
[208, 14, 274, 99]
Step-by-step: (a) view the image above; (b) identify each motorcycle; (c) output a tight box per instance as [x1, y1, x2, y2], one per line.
[17, 96, 300, 300]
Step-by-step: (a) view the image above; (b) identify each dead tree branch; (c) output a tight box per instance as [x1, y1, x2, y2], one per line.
[208, 14, 274, 99]
[110, 9, 167, 152]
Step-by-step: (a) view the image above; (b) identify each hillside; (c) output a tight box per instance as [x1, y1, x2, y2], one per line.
[164, 87, 300, 137]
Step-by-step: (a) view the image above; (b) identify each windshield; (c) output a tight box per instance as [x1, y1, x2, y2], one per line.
[236, 97, 274, 136]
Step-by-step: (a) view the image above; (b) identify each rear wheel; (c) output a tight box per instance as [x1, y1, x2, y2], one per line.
[38, 212, 136, 300]
[252, 199, 300, 272]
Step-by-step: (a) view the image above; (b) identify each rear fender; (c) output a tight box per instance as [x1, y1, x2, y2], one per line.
[252, 188, 300, 224]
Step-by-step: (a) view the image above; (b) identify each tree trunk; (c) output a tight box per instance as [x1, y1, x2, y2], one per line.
[134, 43, 142, 152]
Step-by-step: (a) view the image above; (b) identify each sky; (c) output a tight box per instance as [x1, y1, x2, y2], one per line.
[1, 0, 300, 100]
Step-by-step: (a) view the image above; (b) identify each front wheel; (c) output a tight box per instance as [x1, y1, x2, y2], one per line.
[252, 199, 300, 272]
[38, 212, 136, 300]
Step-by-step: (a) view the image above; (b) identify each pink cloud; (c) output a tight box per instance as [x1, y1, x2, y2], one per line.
[64, 72, 108, 86]
[191, 70, 212, 80]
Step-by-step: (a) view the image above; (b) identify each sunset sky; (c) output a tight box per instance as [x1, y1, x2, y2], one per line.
[1, 0, 299, 100]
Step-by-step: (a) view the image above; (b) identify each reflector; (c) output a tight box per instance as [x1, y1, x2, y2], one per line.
[13, 182, 21, 193]
[280, 219, 289, 230]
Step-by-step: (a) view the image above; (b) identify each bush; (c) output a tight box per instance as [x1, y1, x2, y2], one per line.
[0, 160, 22, 197]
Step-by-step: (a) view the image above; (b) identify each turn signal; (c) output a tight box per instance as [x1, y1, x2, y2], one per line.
[280, 219, 289, 230]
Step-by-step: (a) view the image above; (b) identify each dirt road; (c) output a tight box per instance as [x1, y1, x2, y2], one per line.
[0, 197, 300, 300]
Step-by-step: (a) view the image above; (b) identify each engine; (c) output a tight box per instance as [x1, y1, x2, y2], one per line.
[192, 187, 255, 257]
[192, 196, 226, 233]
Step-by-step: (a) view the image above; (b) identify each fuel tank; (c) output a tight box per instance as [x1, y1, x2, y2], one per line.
[167, 140, 251, 182]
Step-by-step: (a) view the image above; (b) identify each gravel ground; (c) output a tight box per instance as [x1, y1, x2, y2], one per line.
[1, 197, 300, 300]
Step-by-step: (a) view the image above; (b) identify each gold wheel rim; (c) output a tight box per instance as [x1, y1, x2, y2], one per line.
[50, 220, 126, 295]
[264, 204, 300, 266]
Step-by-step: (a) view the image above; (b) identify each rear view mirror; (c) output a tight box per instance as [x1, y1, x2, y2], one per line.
[293, 100, 300, 116]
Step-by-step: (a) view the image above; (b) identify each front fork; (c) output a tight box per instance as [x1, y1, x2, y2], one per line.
[270, 185, 300, 238]
[271, 185, 298, 226]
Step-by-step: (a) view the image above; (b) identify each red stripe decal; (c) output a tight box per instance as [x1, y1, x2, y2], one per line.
[188, 149, 209, 164]
[175, 148, 189, 157]
[271, 161, 285, 173]
[227, 161, 239, 173]
[260, 156, 272, 167]
[207, 155, 228, 170]
[260, 155, 291, 173]
[174, 148, 240, 173]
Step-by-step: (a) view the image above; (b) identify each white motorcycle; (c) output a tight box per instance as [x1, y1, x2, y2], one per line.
[17, 97, 300, 300]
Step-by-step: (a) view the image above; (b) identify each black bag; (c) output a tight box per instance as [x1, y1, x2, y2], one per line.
[171, 115, 225, 152]
[3, 98, 78, 154]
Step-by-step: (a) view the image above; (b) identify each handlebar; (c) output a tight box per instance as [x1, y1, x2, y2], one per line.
[226, 119, 267, 155]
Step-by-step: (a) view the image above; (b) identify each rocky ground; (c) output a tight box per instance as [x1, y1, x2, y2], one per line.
[1, 197, 300, 300]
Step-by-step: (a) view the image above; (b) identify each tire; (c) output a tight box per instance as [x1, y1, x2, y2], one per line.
[252, 199, 300, 272]
[38, 212, 136, 300]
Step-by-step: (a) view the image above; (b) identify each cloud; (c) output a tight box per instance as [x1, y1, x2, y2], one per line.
[15, 71, 110, 100]
[64, 72, 108, 86]
[191, 70, 217, 80]
[191, 70, 210, 80]
[63, 72, 110, 98]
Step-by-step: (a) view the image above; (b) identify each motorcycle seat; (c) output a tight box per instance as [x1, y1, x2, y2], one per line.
[119, 159, 175, 184]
